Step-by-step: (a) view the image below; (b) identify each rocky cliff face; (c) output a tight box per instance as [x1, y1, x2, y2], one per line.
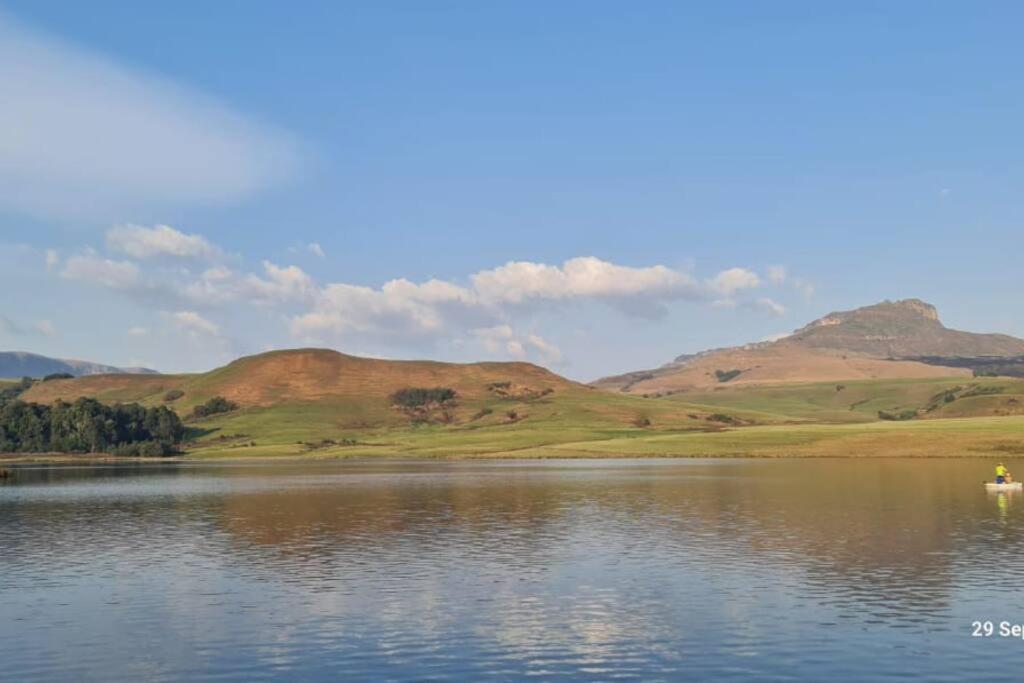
[785, 299, 1024, 358]
[593, 298, 1024, 391]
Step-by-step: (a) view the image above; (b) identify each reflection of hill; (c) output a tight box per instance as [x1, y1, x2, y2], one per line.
[213, 461, 1024, 616]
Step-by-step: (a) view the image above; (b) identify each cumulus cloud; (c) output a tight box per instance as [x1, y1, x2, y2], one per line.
[291, 278, 480, 340]
[751, 297, 787, 316]
[46, 241, 798, 364]
[708, 267, 761, 295]
[0, 14, 299, 220]
[767, 265, 787, 285]
[308, 243, 325, 258]
[107, 224, 219, 260]
[472, 257, 699, 307]
[185, 261, 316, 306]
[60, 251, 141, 289]
[474, 325, 563, 363]
[127, 326, 149, 337]
[169, 311, 220, 338]
[289, 256, 782, 358]
[45, 249, 59, 269]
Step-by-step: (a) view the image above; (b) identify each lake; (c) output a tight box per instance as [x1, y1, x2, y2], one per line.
[1, 458, 1022, 681]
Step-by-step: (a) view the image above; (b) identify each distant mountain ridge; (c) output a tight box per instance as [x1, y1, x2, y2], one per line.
[785, 299, 1024, 358]
[595, 299, 1024, 393]
[0, 351, 158, 379]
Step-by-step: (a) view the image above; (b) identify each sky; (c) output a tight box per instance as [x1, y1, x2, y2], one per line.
[1, 1, 1022, 380]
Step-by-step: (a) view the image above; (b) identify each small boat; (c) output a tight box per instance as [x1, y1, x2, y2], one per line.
[985, 481, 1023, 492]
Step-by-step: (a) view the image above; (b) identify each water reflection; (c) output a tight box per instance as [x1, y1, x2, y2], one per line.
[1, 459, 1021, 681]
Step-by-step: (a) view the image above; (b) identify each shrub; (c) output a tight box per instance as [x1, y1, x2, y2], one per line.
[878, 409, 917, 421]
[192, 396, 238, 418]
[714, 369, 741, 383]
[708, 413, 740, 425]
[42, 373, 74, 382]
[164, 389, 185, 402]
[633, 416, 652, 428]
[391, 387, 457, 408]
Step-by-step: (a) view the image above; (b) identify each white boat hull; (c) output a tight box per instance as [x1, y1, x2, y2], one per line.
[986, 482, 1023, 491]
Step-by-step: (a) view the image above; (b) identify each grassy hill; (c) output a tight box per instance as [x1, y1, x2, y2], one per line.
[657, 376, 1024, 424]
[15, 348, 1024, 460]
[22, 349, 757, 458]
[594, 298, 1024, 394]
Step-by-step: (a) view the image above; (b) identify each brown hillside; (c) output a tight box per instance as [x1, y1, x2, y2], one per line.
[594, 298, 1017, 393]
[594, 346, 970, 394]
[787, 299, 1024, 357]
[22, 348, 577, 408]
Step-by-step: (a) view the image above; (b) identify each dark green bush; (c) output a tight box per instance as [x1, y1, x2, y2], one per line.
[164, 389, 185, 402]
[191, 396, 238, 418]
[391, 387, 457, 408]
[878, 409, 917, 421]
[42, 373, 74, 382]
[714, 369, 741, 383]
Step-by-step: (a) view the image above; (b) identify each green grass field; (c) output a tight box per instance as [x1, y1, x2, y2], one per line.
[181, 380, 1024, 460]
[12, 351, 1024, 460]
[660, 376, 1024, 423]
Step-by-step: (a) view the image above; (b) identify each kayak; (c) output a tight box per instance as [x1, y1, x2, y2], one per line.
[986, 482, 1023, 492]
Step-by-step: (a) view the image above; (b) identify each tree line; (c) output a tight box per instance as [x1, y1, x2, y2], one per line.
[0, 396, 184, 456]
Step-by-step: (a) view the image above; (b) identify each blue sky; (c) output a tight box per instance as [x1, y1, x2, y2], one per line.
[1, 1, 1022, 379]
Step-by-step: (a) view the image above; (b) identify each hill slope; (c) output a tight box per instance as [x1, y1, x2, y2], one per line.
[787, 299, 1024, 357]
[21, 348, 750, 457]
[595, 299, 1024, 393]
[0, 351, 157, 379]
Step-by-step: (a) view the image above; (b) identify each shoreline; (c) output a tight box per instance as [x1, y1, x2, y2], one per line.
[1, 449, 1016, 465]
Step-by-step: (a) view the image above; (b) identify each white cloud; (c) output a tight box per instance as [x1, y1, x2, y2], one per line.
[169, 311, 220, 338]
[761, 331, 791, 342]
[291, 256, 783, 347]
[709, 267, 761, 295]
[767, 265, 787, 285]
[107, 224, 219, 260]
[291, 277, 479, 340]
[474, 325, 563, 364]
[33, 320, 56, 336]
[752, 297, 787, 316]
[127, 326, 149, 337]
[308, 243, 325, 258]
[60, 251, 141, 289]
[472, 256, 698, 306]
[0, 15, 299, 220]
[45, 249, 60, 269]
[185, 261, 316, 306]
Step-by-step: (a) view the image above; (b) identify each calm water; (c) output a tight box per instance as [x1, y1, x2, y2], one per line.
[2, 458, 1023, 681]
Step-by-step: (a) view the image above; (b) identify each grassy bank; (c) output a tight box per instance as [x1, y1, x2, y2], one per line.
[179, 410, 1024, 460]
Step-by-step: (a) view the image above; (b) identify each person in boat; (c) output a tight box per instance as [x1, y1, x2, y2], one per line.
[996, 463, 1012, 484]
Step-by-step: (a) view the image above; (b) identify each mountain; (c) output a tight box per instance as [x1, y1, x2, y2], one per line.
[0, 351, 158, 379]
[786, 299, 1024, 358]
[20, 348, 738, 456]
[594, 299, 1024, 393]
